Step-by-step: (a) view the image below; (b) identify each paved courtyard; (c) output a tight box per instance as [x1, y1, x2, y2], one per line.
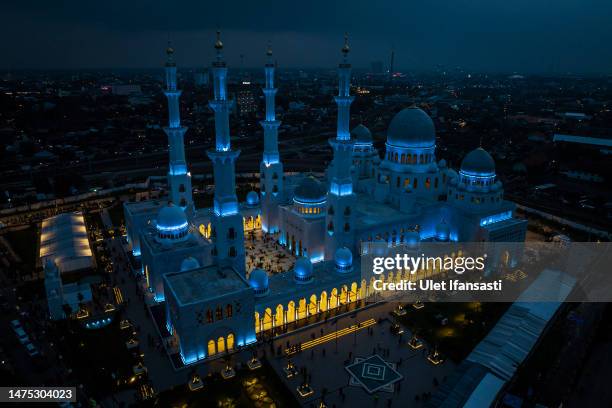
[267, 303, 456, 408]
[245, 230, 296, 274]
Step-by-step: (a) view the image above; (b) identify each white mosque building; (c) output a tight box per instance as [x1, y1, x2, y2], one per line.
[124, 33, 526, 365]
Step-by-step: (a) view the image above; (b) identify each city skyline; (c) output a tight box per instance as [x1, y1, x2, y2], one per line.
[2, 0, 612, 73]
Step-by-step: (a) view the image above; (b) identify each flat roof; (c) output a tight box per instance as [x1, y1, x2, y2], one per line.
[164, 265, 250, 306]
[40, 212, 93, 273]
[553, 133, 612, 147]
[463, 373, 505, 408]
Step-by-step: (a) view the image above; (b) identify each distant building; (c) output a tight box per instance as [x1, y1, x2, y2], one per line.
[194, 68, 210, 87]
[110, 84, 142, 95]
[236, 81, 257, 116]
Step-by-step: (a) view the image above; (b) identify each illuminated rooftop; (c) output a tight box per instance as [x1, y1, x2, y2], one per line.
[39, 212, 94, 273]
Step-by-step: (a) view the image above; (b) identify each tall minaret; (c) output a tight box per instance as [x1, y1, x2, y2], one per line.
[259, 43, 283, 233]
[207, 31, 246, 276]
[325, 33, 356, 260]
[164, 43, 193, 213]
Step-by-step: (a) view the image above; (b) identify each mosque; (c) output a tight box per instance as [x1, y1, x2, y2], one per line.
[124, 32, 527, 365]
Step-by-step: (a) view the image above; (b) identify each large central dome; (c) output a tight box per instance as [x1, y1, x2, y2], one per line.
[386, 107, 436, 148]
[294, 175, 326, 202]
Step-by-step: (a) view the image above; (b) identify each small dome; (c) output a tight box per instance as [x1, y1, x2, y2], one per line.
[351, 125, 372, 143]
[249, 269, 269, 297]
[461, 147, 495, 175]
[246, 191, 260, 206]
[438, 158, 447, 168]
[294, 257, 313, 283]
[294, 175, 326, 202]
[387, 108, 436, 148]
[180, 257, 200, 271]
[435, 221, 450, 242]
[334, 247, 353, 272]
[156, 202, 188, 232]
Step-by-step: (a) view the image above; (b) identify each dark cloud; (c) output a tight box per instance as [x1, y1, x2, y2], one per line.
[2, 0, 612, 72]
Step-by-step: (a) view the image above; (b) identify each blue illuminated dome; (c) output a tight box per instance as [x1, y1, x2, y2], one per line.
[435, 220, 450, 242]
[294, 257, 314, 283]
[180, 257, 200, 271]
[156, 202, 189, 241]
[249, 268, 269, 297]
[334, 247, 353, 273]
[294, 175, 326, 202]
[461, 147, 495, 175]
[246, 190, 260, 206]
[351, 124, 372, 144]
[386, 107, 435, 148]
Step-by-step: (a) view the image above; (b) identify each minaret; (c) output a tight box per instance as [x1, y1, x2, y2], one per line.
[325, 33, 356, 260]
[163, 43, 193, 213]
[259, 43, 283, 233]
[207, 31, 246, 276]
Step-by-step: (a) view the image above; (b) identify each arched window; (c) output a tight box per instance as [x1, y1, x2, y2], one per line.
[344, 206, 351, 216]
[327, 221, 334, 233]
[228, 227, 235, 239]
[207, 309, 213, 323]
[394, 152, 398, 162]
[344, 222, 350, 232]
[179, 184, 186, 193]
[401, 153, 405, 163]
[404, 178, 410, 188]
[226, 304, 233, 318]
[229, 246, 237, 257]
[215, 306, 223, 320]
[328, 206, 334, 215]
[425, 178, 431, 189]
[272, 185, 278, 193]
[413, 178, 418, 189]
[396, 177, 400, 188]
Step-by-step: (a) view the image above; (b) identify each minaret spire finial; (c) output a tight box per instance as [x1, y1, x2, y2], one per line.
[215, 30, 223, 48]
[266, 41, 273, 57]
[342, 32, 350, 57]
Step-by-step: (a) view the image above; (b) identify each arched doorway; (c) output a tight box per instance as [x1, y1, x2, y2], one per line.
[320, 291, 328, 312]
[308, 294, 317, 316]
[330, 288, 338, 309]
[207, 340, 216, 356]
[227, 333, 235, 351]
[339, 285, 348, 305]
[275, 304, 284, 327]
[350, 282, 358, 302]
[287, 301, 296, 323]
[297, 298, 307, 320]
[263, 308, 273, 331]
[254, 311, 260, 333]
[217, 337, 225, 353]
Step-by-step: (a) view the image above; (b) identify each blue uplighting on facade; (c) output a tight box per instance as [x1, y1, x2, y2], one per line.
[480, 211, 512, 226]
[156, 221, 189, 232]
[214, 201, 239, 217]
[330, 182, 353, 196]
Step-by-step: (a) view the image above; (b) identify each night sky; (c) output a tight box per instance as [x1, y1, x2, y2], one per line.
[3, 0, 612, 73]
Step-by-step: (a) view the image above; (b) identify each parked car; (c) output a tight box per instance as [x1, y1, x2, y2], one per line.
[13, 327, 30, 345]
[24, 343, 39, 357]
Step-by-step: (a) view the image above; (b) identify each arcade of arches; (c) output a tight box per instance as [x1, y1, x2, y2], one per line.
[198, 215, 262, 239]
[254, 263, 448, 335]
[206, 333, 235, 357]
